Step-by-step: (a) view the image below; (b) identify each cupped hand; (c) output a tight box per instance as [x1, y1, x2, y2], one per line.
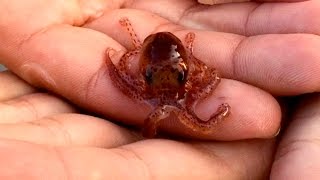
[0, 71, 274, 179]
[1, 0, 307, 139]
[0, 0, 318, 179]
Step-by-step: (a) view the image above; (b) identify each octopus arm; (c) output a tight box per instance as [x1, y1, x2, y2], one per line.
[105, 48, 145, 101]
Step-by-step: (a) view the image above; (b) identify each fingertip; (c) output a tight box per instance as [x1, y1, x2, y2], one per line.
[158, 80, 281, 140]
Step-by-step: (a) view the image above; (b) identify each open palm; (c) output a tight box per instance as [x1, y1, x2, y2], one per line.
[0, 0, 319, 179]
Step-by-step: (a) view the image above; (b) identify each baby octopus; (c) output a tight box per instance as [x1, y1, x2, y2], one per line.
[105, 17, 230, 138]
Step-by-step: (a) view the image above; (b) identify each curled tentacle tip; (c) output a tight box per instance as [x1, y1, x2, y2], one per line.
[119, 17, 129, 25]
[187, 32, 195, 38]
[106, 48, 116, 57]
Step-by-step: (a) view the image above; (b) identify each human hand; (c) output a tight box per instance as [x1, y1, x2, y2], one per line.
[271, 94, 320, 179]
[198, 0, 250, 5]
[0, 71, 274, 179]
[0, 0, 289, 140]
[0, 0, 318, 179]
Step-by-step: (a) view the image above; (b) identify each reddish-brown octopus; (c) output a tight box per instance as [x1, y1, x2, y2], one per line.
[106, 18, 230, 138]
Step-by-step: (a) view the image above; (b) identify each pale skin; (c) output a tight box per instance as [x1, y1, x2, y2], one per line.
[0, 0, 320, 179]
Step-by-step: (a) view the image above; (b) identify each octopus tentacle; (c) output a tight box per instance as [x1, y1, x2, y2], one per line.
[182, 32, 230, 132]
[184, 32, 221, 103]
[175, 103, 230, 134]
[105, 48, 145, 101]
[185, 32, 195, 56]
[142, 105, 177, 138]
[119, 17, 142, 49]
[118, 49, 140, 71]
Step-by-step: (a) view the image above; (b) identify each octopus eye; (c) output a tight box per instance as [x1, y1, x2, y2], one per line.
[177, 71, 185, 84]
[145, 67, 153, 84]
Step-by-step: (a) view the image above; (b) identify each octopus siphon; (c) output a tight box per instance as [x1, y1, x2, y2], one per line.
[105, 17, 230, 138]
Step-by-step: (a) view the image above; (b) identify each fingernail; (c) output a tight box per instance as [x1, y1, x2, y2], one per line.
[273, 126, 281, 137]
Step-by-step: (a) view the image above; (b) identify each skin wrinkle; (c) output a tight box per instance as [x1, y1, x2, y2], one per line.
[176, 2, 205, 26]
[178, 4, 223, 32]
[180, 2, 255, 34]
[275, 138, 320, 162]
[19, 63, 58, 91]
[12, 1, 84, 60]
[230, 36, 246, 79]
[11, 1, 120, 90]
[28, 116, 73, 146]
[189, 142, 231, 174]
[131, 0, 318, 35]
[54, 147, 71, 180]
[84, 58, 108, 108]
[3, 95, 40, 120]
[20, 25, 119, 101]
[244, 3, 260, 36]
[16, 96, 40, 121]
[0, 93, 77, 125]
[113, 146, 151, 180]
[277, 34, 320, 94]
[17, 24, 59, 54]
[45, 116, 73, 146]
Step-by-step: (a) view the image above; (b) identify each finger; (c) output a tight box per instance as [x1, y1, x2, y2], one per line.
[0, 113, 140, 148]
[88, 9, 320, 95]
[198, 0, 303, 4]
[271, 93, 320, 179]
[0, 138, 275, 179]
[0, 0, 124, 62]
[198, 0, 250, 5]
[0, 71, 36, 101]
[229, 34, 320, 95]
[1, 12, 280, 139]
[0, 93, 76, 123]
[203, 32, 320, 95]
[159, 79, 281, 140]
[132, 0, 318, 35]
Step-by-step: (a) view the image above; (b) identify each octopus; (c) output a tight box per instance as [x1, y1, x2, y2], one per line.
[105, 17, 230, 138]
